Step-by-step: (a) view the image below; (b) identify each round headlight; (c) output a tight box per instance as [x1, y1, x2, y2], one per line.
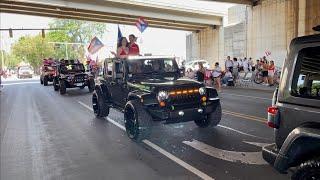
[199, 87, 206, 95]
[157, 91, 169, 101]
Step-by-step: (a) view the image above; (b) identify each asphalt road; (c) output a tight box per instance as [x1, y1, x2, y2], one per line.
[0, 79, 289, 180]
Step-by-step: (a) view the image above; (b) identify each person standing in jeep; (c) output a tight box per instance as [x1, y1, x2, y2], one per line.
[128, 34, 140, 56]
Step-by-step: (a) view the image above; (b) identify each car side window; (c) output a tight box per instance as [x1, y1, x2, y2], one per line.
[113, 61, 124, 81]
[291, 46, 320, 100]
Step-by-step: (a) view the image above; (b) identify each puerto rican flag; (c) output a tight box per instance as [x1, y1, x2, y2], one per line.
[135, 17, 148, 33]
[88, 37, 104, 54]
[265, 50, 272, 57]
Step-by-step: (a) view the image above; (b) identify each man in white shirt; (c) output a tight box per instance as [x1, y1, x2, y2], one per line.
[222, 69, 233, 86]
[225, 56, 233, 72]
[243, 57, 249, 79]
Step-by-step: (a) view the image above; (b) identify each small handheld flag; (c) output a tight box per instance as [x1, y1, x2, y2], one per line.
[265, 50, 271, 57]
[88, 37, 104, 54]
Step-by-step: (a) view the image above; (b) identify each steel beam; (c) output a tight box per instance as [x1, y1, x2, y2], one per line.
[0, 0, 223, 31]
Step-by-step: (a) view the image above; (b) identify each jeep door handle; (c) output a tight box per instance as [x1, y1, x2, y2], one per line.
[110, 82, 116, 85]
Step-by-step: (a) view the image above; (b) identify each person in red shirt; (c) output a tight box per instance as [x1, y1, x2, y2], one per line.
[128, 34, 140, 56]
[117, 37, 129, 59]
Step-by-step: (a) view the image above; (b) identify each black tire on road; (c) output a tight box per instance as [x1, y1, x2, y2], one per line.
[43, 76, 48, 86]
[80, 86, 85, 89]
[92, 89, 109, 118]
[53, 79, 59, 91]
[88, 79, 95, 93]
[40, 77, 43, 85]
[194, 102, 222, 128]
[124, 100, 152, 142]
[59, 80, 66, 95]
[292, 158, 320, 180]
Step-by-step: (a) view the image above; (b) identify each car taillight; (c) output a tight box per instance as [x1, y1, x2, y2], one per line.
[267, 106, 279, 129]
[267, 106, 278, 115]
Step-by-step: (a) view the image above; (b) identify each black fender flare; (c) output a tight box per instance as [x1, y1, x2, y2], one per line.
[127, 91, 157, 106]
[274, 127, 320, 173]
[127, 91, 141, 101]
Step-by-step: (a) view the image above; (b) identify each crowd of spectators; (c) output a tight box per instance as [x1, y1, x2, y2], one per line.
[184, 56, 277, 92]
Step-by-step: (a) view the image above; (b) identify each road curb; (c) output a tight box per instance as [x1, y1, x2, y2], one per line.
[223, 86, 276, 93]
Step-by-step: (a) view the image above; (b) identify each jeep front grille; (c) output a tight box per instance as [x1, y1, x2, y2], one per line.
[168, 88, 200, 106]
[74, 75, 85, 83]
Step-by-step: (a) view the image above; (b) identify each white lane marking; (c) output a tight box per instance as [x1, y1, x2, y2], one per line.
[3, 81, 39, 86]
[78, 101, 214, 180]
[183, 139, 267, 165]
[78, 101, 93, 111]
[220, 93, 270, 101]
[143, 139, 214, 180]
[217, 125, 268, 140]
[107, 117, 126, 131]
[243, 141, 270, 148]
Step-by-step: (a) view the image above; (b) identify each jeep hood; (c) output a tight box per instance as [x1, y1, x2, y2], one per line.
[128, 78, 202, 92]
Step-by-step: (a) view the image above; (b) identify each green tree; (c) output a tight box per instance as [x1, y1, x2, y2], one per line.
[11, 35, 55, 71]
[48, 19, 106, 59]
[1, 50, 21, 69]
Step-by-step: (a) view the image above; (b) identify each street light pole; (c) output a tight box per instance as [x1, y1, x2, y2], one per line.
[48, 42, 85, 59]
[65, 43, 68, 59]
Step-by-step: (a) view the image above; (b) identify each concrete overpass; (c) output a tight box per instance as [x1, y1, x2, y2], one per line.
[0, 0, 224, 32]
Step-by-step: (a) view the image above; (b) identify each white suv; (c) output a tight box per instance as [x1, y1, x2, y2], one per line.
[18, 66, 33, 79]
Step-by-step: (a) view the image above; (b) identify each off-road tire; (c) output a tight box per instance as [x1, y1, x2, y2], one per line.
[43, 76, 48, 86]
[88, 79, 95, 93]
[124, 100, 152, 142]
[59, 80, 66, 95]
[195, 102, 222, 128]
[292, 158, 320, 180]
[53, 79, 59, 91]
[92, 89, 109, 118]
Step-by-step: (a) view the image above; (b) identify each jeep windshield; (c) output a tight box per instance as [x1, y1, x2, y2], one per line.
[127, 58, 178, 76]
[61, 64, 85, 74]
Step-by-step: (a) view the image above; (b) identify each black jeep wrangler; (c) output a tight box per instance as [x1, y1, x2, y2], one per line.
[92, 56, 222, 141]
[53, 59, 95, 95]
[263, 27, 320, 179]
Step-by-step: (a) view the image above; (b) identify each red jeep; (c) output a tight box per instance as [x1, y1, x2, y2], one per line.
[40, 59, 56, 86]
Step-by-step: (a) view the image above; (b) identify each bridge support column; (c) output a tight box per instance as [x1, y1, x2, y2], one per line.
[186, 26, 224, 68]
[246, 0, 320, 66]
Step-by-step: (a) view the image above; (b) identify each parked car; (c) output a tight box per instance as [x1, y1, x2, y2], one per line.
[17, 66, 33, 79]
[92, 56, 222, 141]
[262, 27, 320, 180]
[53, 59, 95, 95]
[185, 60, 210, 71]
